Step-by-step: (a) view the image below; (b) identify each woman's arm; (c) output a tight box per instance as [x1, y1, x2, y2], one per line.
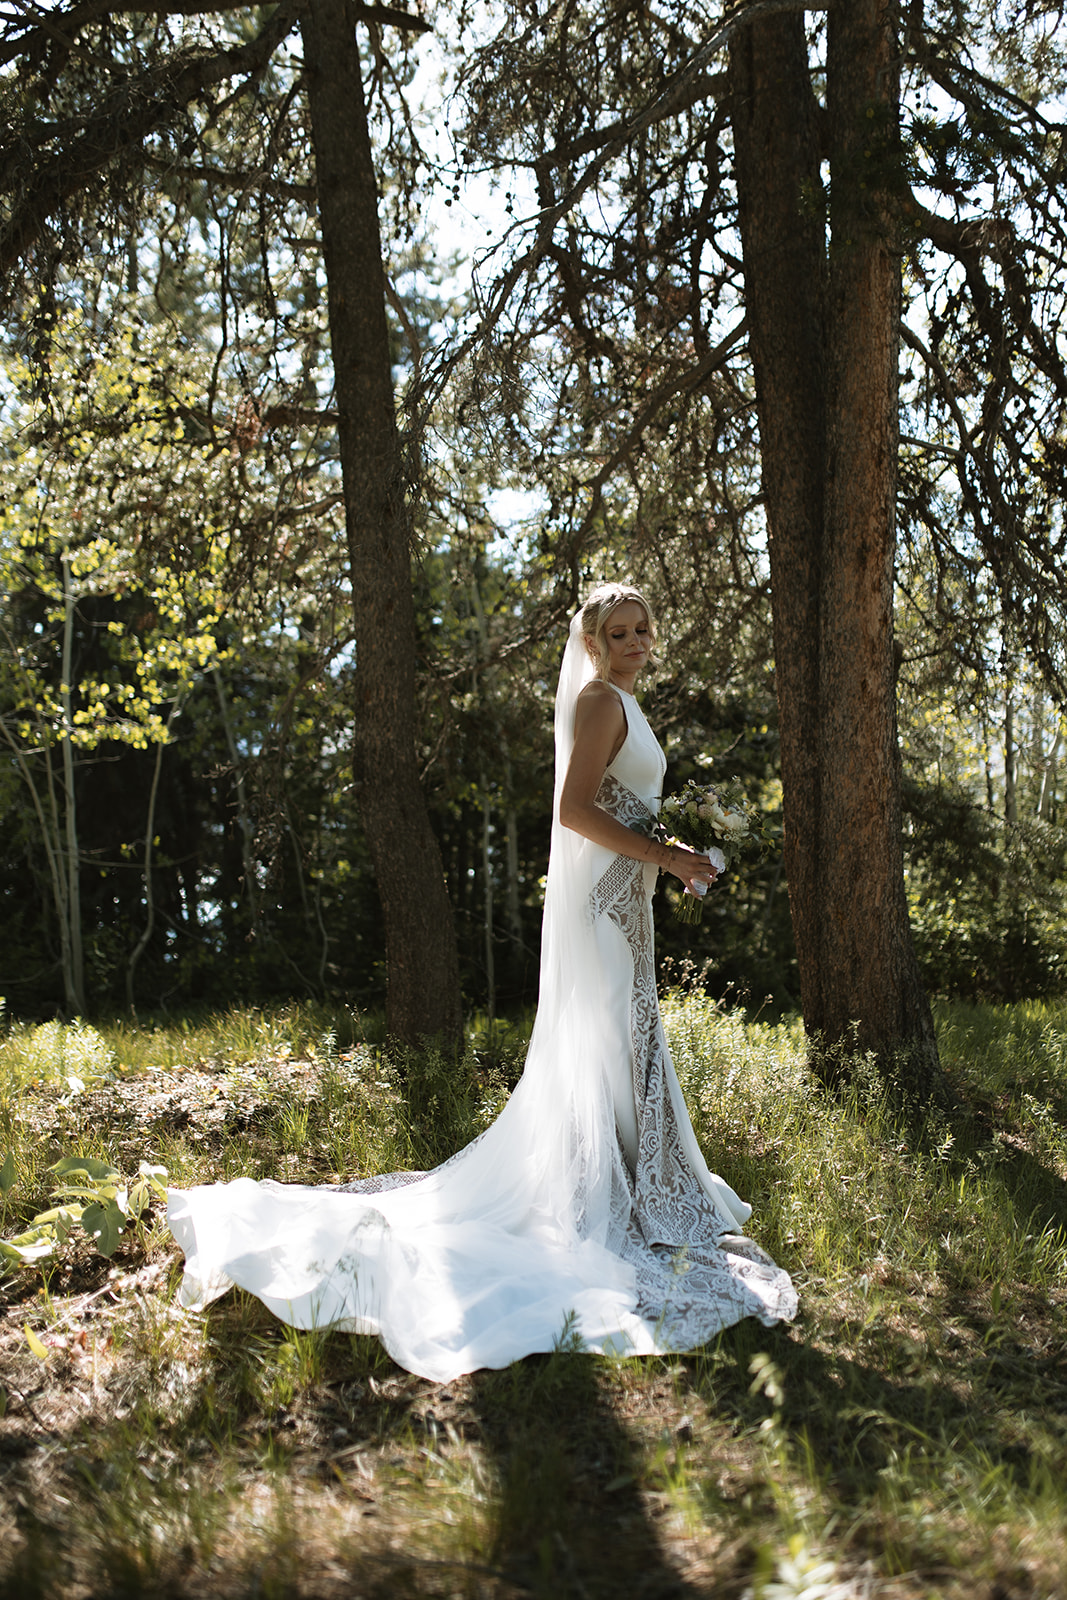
[558, 683, 715, 890]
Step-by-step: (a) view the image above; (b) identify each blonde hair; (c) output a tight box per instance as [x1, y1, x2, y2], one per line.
[580, 583, 660, 680]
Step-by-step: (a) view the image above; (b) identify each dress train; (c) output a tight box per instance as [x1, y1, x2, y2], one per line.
[168, 644, 796, 1381]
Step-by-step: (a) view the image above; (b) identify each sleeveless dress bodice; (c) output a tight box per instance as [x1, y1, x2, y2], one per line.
[603, 685, 666, 807]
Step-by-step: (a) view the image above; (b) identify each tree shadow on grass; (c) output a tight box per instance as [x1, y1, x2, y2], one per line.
[0, 1272, 745, 1600]
[464, 1339, 735, 1600]
[939, 1079, 1067, 1250]
[172, 1294, 752, 1597]
[685, 1295, 1067, 1587]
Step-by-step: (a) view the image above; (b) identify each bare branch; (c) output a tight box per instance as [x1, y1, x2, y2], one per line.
[0, 0, 430, 67]
[909, 197, 1067, 394]
[528, 71, 728, 174]
[348, 2, 432, 35]
[563, 320, 749, 552]
[141, 152, 317, 203]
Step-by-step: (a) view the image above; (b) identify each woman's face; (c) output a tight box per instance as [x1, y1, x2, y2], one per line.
[595, 600, 652, 681]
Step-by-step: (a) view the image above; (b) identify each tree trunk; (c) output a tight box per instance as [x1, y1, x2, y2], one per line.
[730, 1, 939, 1093]
[60, 558, 86, 1016]
[126, 699, 182, 1012]
[213, 666, 261, 936]
[1004, 689, 1017, 827]
[504, 792, 525, 962]
[480, 775, 496, 1024]
[301, 0, 461, 1046]
[729, 8, 827, 1035]
[819, 0, 936, 1082]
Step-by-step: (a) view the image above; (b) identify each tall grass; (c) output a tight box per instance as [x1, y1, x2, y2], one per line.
[0, 993, 1063, 1596]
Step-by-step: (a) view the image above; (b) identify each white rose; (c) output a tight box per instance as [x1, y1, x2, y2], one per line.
[723, 811, 748, 832]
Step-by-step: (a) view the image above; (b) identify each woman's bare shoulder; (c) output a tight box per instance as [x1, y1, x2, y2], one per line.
[574, 679, 625, 737]
[577, 679, 620, 705]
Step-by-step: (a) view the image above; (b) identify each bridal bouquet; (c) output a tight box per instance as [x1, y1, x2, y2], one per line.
[657, 775, 765, 924]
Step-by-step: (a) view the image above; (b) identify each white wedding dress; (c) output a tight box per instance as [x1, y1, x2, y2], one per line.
[167, 615, 796, 1381]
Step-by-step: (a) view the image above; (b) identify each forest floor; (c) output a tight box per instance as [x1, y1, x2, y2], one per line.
[0, 997, 1064, 1599]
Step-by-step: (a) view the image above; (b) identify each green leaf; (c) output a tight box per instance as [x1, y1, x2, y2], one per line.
[30, 1203, 85, 1228]
[53, 1208, 76, 1246]
[80, 1200, 125, 1257]
[50, 1184, 117, 1205]
[0, 1239, 43, 1265]
[1, 1225, 57, 1263]
[48, 1156, 121, 1182]
[0, 1150, 15, 1195]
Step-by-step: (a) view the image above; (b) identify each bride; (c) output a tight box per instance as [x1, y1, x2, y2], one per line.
[168, 585, 797, 1380]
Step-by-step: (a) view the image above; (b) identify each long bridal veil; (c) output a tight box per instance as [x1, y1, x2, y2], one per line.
[167, 610, 796, 1381]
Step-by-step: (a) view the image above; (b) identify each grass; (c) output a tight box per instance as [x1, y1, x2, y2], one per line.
[0, 993, 1063, 1596]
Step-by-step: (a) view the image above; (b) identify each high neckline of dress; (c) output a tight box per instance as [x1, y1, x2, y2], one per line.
[608, 681, 636, 700]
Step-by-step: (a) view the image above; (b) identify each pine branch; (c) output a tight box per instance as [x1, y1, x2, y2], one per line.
[0, 0, 304, 275]
[140, 150, 317, 203]
[415, 0, 814, 423]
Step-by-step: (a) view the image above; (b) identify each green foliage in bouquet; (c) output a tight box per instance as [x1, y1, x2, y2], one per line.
[653, 776, 777, 924]
[660, 776, 771, 867]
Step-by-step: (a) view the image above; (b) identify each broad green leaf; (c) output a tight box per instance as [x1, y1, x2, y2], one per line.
[50, 1185, 116, 1204]
[0, 1151, 14, 1195]
[2, 1225, 57, 1262]
[0, 1238, 51, 1265]
[48, 1157, 120, 1182]
[80, 1200, 124, 1257]
[53, 1208, 76, 1246]
[30, 1203, 85, 1227]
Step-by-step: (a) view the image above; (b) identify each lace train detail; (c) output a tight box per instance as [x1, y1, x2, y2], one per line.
[167, 639, 796, 1380]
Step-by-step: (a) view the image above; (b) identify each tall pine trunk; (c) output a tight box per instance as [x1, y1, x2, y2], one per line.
[60, 558, 86, 1016]
[301, 0, 461, 1046]
[730, 1, 938, 1093]
[729, 9, 826, 1040]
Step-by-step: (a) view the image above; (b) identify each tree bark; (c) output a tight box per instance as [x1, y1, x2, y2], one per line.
[301, 0, 462, 1046]
[729, 7, 827, 1035]
[60, 558, 87, 1016]
[730, 1, 939, 1092]
[1004, 689, 1017, 828]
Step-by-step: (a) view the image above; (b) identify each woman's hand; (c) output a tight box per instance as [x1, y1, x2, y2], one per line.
[665, 843, 718, 894]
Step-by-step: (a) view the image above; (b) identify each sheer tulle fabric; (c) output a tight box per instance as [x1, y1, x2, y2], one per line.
[168, 613, 796, 1381]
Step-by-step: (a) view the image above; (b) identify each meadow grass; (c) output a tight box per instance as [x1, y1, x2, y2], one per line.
[0, 993, 1063, 1597]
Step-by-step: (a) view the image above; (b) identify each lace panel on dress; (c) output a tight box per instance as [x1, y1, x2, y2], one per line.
[587, 764, 791, 1337]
